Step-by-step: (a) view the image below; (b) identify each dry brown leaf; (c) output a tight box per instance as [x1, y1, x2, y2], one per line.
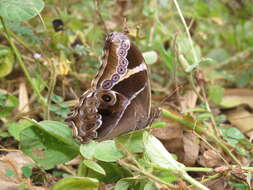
[199, 150, 224, 168]
[18, 82, 30, 113]
[180, 89, 199, 112]
[152, 125, 184, 160]
[220, 89, 253, 108]
[183, 132, 199, 166]
[152, 125, 183, 140]
[0, 152, 45, 190]
[0, 152, 34, 176]
[226, 107, 253, 134]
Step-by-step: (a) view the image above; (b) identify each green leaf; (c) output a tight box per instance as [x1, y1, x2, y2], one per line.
[143, 51, 158, 65]
[208, 85, 224, 104]
[207, 48, 230, 63]
[115, 130, 145, 153]
[0, 45, 13, 78]
[0, 0, 44, 22]
[28, 119, 79, 148]
[143, 132, 185, 171]
[94, 140, 123, 162]
[21, 166, 32, 178]
[0, 92, 18, 118]
[115, 180, 131, 190]
[5, 169, 15, 177]
[83, 160, 106, 175]
[80, 141, 98, 159]
[225, 128, 245, 139]
[18, 184, 26, 190]
[144, 181, 157, 190]
[52, 177, 99, 190]
[88, 161, 132, 184]
[7, 119, 33, 141]
[20, 120, 79, 169]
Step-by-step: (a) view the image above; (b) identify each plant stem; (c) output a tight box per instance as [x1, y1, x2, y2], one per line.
[0, 17, 47, 107]
[182, 171, 210, 190]
[118, 160, 177, 189]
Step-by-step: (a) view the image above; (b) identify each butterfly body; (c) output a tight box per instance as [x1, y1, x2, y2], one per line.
[67, 32, 151, 143]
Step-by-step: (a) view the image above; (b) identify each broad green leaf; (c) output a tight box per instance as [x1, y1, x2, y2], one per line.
[143, 132, 185, 171]
[20, 121, 79, 169]
[80, 141, 98, 159]
[7, 119, 33, 140]
[83, 160, 106, 175]
[143, 133, 209, 190]
[94, 140, 123, 162]
[0, 0, 44, 22]
[115, 130, 145, 153]
[143, 51, 158, 65]
[52, 177, 98, 190]
[27, 119, 79, 149]
[115, 180, 131, 190]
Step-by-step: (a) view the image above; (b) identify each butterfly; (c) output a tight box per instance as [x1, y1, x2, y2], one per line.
[66, 32, 152, 143]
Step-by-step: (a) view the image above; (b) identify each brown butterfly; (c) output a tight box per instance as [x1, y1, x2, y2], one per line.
[66, 32, 152, 143]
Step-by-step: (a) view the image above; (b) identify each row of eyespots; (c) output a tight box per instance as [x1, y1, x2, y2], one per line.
[102, 39, 130, 90]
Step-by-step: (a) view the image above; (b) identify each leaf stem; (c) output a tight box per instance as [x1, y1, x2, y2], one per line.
[118, 160, 177, 189]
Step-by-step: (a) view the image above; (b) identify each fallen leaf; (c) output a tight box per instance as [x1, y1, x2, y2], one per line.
[220, 89, 253, 108]
[226, 107, 253, 133]
[180, 89, 199, 112]
[18, 82, 30, 113]
[199, 150, 224, 168]
[152, 125, 183, 140]
[183, 132, 199, 166]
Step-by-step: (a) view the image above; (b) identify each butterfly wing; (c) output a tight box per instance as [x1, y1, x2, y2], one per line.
[67, 32, 151, 143]
[95, 33, 151, 140]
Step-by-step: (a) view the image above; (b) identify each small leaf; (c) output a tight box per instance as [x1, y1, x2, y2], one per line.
[80, 141, 98, 159]
[208, 85, 224, 104]
[5, 169, 15, 177]
[83, 160, 105, 175]
[21, 166, 32, 178]
[143, 51, 158, 65]
[94, 140, 123, 162]
[115, 180, 131, 190]
[0, 0, 44, 22]
[52, 177, 99, 190]
[144, 181, 157, 190]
